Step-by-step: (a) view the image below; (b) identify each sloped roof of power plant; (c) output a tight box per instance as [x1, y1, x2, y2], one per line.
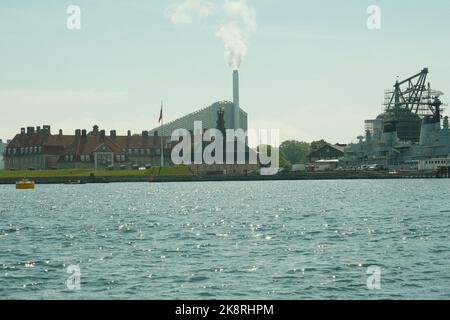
[151, 101, 248, 134]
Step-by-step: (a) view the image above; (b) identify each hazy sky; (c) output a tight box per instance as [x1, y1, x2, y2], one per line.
[1, 0, 449, 144]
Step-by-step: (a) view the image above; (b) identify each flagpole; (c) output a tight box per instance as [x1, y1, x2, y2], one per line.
[160, 100, 164, 168]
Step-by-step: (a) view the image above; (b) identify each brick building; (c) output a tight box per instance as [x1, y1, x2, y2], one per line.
[3, 125, 173, 170]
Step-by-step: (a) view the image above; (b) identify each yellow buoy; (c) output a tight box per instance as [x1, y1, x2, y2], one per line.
[16, 179, 35, 190]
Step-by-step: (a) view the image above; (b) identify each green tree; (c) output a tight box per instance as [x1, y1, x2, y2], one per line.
[310, 139, 329, 153]
[279, 156, 292, 171]
[279, 140, 310, 164]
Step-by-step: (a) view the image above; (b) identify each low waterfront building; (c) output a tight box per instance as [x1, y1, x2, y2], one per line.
[308, 144, 346, 163]
[418, 158, 450, 171]
[313, 159, 340, 171]
[4, 125, 173, 170]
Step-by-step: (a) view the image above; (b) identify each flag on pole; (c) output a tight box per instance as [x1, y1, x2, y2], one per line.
[159, 100, 164, 167]
[158, 103, 163, 124]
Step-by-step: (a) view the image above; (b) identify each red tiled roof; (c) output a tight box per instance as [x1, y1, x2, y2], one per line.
[63, 136, 125, 156]
[7, 131, 168, 156]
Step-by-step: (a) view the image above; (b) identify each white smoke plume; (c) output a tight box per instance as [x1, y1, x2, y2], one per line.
[166, 0, 256, 69]
[166, 0, 214, 25]
[216, 0, 256, 70]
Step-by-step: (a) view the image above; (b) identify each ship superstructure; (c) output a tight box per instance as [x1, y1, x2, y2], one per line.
[342, 68, 450, 168]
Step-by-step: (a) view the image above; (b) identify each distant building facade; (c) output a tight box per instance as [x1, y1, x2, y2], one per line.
[0, 139, 7, 169]
[4, 125, 173, 170]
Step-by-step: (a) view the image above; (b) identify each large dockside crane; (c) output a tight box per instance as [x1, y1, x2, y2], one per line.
[385, 68, 445, 119]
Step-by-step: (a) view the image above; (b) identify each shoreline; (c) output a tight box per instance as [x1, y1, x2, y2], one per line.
[0, 171, 444, 185]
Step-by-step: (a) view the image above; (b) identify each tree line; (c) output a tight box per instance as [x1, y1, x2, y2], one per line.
[259, 139, 330, 171]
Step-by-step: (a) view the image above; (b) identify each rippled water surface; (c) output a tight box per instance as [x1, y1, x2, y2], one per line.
[1, 180, 449, 299]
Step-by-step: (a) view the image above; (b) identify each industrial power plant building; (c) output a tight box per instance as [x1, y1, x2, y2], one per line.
[150, 100, 248, 137]
[151, 70, 248, 136]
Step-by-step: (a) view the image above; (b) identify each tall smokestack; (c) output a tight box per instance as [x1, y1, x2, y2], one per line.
[233, 70, 240, 129]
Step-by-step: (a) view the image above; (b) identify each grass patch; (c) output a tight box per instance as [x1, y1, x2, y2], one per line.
[0, 166, 193, 179]
[0, 169, 91, 178]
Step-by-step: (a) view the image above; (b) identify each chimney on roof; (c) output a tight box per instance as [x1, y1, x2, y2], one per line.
[43, 125, 51, 134]
[93, 125, 99, 135]
[127, 130, 131, 137]
[27, 127, 35, 135]
[82, 129, 87, 139]
[21, 128, 25, 135]
[142, 131, 149, 138]
[36, 126, 41, 133]
[100, 130, 106, 141]
[75, 129, 81, 137]
[58, 129, 63, 139]
[110, 130, 117, 139]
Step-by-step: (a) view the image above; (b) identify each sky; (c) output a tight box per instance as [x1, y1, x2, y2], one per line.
[1, 0, 449, 144]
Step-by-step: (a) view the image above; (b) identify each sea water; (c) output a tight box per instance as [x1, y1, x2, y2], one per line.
[0, 180, 449, 299]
